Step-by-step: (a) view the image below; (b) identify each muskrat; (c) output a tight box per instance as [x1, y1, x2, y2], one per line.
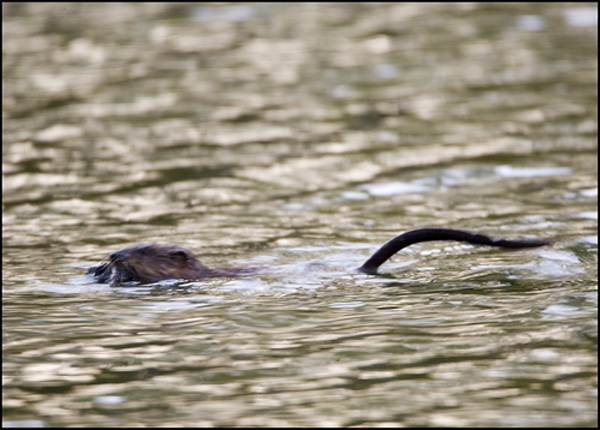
[87, 227, 552, 285]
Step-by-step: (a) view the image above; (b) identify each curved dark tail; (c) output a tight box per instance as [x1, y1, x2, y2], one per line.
[358, 227, 553, 274]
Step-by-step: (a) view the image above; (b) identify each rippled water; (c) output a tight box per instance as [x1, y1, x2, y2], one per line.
[3, 3, 597, 427]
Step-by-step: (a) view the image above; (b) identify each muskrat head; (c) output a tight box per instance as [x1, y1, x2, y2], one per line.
[105, 243, 210, 284]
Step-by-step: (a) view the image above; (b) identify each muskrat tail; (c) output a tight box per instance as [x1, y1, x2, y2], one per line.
[357, 227, 553, 274]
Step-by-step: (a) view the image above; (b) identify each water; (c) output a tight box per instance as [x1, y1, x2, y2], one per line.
[3, 3, 597, 427]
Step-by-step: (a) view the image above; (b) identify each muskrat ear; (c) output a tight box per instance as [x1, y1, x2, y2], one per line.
[169, 250, 190, 262]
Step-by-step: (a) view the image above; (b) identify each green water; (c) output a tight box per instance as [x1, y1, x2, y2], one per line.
[3, 3, 597, 427]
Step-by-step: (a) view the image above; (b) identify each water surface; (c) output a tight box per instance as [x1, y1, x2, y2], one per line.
[3, 3, 597, 427]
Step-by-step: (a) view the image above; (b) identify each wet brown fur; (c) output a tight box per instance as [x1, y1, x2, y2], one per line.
[87, 243, 254, 284]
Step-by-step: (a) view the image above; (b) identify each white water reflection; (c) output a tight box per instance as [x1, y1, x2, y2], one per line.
[359, 181, 432, 196]
[517, 15, 546, 32]
[494, 165, 572, 178]
[563, 7, 598, 27]
[542, 304, 580, 315]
